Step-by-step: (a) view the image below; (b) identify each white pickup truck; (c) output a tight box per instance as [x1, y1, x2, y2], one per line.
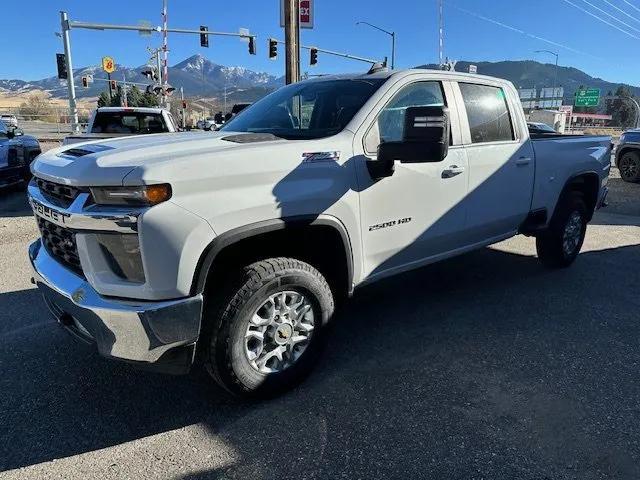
[63, 107, 179, 145]
[28, 69, 610, 398]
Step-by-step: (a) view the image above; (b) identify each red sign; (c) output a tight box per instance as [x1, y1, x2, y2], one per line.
[281, 0, 314, 29]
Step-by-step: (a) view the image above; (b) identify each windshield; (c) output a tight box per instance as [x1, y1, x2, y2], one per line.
[220, 78, 386, 140]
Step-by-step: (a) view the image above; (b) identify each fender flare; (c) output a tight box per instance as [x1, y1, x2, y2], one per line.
[190, 214, 354, 296]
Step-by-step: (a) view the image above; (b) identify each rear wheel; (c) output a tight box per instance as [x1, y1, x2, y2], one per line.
[619, 150, 640, 183]
[536, 193, 588, 268]
[203, 257, 334, 398]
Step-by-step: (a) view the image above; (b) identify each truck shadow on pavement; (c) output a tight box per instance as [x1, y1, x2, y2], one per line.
[2, 243, 640, 479]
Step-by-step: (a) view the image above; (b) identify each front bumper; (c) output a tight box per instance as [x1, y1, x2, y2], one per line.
[29, 240, 203, 374]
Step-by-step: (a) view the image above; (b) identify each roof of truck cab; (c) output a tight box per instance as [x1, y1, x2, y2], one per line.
[303, 68, 512, 84]
[95, 107, 167, 114]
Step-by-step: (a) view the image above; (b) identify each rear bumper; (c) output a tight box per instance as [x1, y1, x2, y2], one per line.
[29, 240, 203, 374]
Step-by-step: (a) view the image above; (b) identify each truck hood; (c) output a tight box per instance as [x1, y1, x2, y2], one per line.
[31, 131, 286, 186]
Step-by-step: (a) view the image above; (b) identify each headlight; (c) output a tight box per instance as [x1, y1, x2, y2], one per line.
[90, 184, 172, 206]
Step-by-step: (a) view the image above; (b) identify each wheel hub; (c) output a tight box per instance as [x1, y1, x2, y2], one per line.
[244, 291, 315, 374]
[562, 211, 583, 257]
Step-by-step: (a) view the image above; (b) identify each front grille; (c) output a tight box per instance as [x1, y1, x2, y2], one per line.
[36, 217, 83, 276]
[35, 178, 82, 208]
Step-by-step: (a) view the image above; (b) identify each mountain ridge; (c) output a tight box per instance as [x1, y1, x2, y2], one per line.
[2, 57, 638, 104]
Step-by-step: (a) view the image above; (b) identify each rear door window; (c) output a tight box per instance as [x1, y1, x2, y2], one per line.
[459, 83, 514, 144]
[91, 112, 167, 134]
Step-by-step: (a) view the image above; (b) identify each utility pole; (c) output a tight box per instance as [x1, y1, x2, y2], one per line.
[60, 11, 79, 132]
[438, 0, 444, 68]
[284, 0, 300, 84]
[180, 86, 185, 129]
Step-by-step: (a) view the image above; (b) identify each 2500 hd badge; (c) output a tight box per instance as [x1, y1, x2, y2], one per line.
[369, 217, 412, 232]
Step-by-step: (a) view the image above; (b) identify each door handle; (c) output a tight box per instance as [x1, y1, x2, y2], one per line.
[442, 165, 465, 179]
[516, 157, 532, 166]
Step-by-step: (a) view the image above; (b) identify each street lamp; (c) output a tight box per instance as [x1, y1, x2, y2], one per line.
[535, 50, 560, 108]
[356, 21, 396, 70]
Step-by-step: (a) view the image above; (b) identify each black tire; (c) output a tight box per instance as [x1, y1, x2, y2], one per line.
[203, 257, 334, 398]
[536, 193, 588, 268]
[619, 150, 640, 183]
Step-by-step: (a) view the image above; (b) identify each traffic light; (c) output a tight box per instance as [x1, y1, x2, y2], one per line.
[200, 26, 209, 48]
[56, 53, 67, 79]
[110, 80, 117, 90]
[182, 100, 187, 109]
[81, 76, 88, 88]
[248, 36, 256, 55]
[310, 47, 318, 66]
[141, 67, 157, 81]
[268, 38, 278, 59]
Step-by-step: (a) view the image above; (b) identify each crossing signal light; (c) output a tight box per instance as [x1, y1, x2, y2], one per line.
[110, 80, 117, 90]
[81, 76, 89, 88]
[310, 47, 318, 66]
[248, 36, 256, 55]
[200, 26, 209, 48]
[268, 38, 278, 59]
[141, 68, 157, 81]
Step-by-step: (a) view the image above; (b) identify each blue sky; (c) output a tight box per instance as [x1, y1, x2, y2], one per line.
[1, 0, 640, 85]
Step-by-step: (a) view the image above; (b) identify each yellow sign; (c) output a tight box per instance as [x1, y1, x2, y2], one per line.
[102, 56, 116, 74]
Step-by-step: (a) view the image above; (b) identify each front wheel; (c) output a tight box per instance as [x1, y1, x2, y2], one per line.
[536, 193, 588, 268]
[619, 151, 640, 183]
[203, 258, 334, 398]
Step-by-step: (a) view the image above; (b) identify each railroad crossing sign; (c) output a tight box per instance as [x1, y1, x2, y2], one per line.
[102, 56, 116, 74]
[575, 88, 600, 107]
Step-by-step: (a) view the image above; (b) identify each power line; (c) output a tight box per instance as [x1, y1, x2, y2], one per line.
[621, 0, 640, 15]
[560, 0, 640, 39]
[599, 0, 640, 24]
[580, 0, 640, 33]
[449, 4, 602, 58]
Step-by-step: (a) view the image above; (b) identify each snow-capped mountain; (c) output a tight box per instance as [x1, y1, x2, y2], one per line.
[0, 54, 284, 101]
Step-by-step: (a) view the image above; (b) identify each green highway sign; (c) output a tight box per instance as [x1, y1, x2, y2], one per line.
[575, 88, 600, 107]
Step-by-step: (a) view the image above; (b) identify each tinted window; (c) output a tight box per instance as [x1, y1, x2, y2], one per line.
[91, 112, 167, 134]
[221, 79, 385, 140]
[378, 82, 445, 144]
[459, 83, 514, 143]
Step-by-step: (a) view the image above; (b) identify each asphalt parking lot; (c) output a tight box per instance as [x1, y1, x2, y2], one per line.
[0, 174, 639, 480]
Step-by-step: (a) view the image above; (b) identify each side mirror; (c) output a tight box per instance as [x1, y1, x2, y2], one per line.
[367, 106, 450, 180]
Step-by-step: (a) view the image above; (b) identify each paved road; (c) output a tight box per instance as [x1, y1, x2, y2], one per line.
[1, 187, 639, 480]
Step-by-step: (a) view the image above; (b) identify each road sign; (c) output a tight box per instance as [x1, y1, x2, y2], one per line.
[575, 88, 600, 107]
[468, 64, 477, 74]
[102, 56, 116, 74]
[280, 0, 314, 29]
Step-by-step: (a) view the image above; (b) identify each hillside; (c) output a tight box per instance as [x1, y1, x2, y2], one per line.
[1, 57, 638, 105]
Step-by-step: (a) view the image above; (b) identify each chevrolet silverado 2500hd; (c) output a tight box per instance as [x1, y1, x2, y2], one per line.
[28, 69, 611, 397]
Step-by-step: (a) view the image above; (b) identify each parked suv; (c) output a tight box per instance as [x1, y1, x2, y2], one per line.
[28, 69, 610, 398]
[615, 129, 640, 183]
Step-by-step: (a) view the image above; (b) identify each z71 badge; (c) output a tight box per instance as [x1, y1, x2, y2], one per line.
[369, 217, 412, 231]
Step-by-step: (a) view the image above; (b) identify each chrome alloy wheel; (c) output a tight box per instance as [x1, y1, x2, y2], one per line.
[620, 155, 639, 180]
[244, 291, 315, 374]
[562, 211, 583, 257]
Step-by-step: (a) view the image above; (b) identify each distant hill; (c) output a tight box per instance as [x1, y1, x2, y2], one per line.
[1, 57, 638, 106]
[0, 54, 284, 102]
[418, 60, 640, 104]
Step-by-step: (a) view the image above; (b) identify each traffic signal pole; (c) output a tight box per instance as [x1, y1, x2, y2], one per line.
[60, 11, 79, 133]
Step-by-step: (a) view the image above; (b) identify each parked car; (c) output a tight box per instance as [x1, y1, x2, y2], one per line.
[196, 117, 218, 131]
[28, 69, 610, 398]
[614, 128, 640, 183]
[63, 107, 179, 145]
[0, 114, 18, 128]
[0, 121, 40, 188]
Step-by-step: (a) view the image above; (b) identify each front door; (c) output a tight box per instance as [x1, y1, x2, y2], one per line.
[355, 79, 470, 281]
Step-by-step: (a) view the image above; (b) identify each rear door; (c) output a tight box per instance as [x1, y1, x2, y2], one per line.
[354, 77, 470, 280]
[0, 124, 9, 168]
[454, 81, 535, 242]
